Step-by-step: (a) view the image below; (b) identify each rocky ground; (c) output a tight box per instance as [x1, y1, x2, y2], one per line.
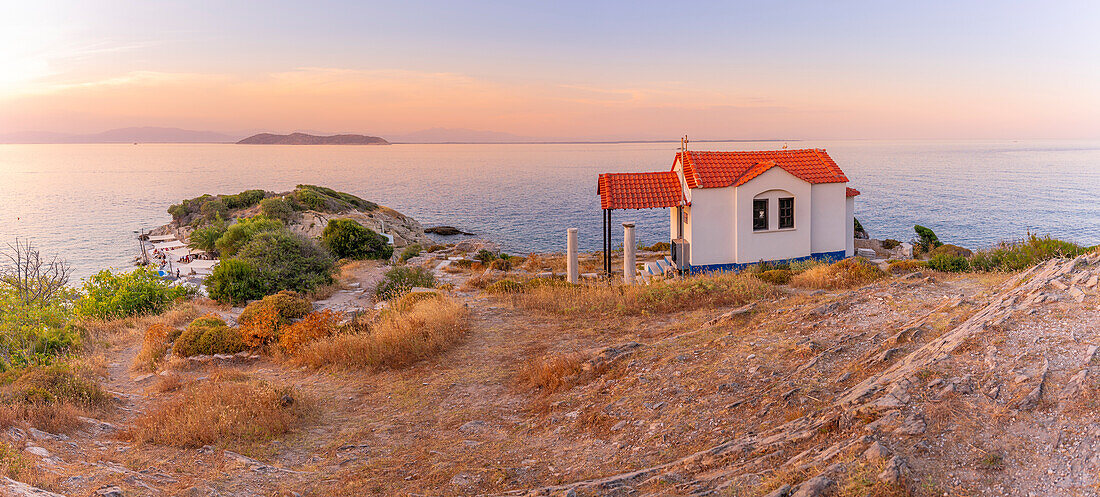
[3, 251, 1098, 496]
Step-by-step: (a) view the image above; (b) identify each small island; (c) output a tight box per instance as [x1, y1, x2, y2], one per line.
[237, 132, 389, 145]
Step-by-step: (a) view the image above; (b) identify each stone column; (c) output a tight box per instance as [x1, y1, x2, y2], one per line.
[566, 228, 579, 284]
[623, 222, 636, 284]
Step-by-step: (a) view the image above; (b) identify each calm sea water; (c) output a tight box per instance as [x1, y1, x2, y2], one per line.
[1, 140, 1098, 281]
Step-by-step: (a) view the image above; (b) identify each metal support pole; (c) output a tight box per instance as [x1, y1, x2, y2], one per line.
[623, 222, 636, 284]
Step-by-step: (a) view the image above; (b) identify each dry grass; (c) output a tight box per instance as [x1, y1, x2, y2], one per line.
[134, 322, 173, 372]
[127, 372, 311, 448]
[790, 258, 888, 290]
[518, 351, 589, 394]
[83, 302, 200, 340]
[510, 272, 776, 315]
[887, 259, 926, 274]
[0, 363, 112, 434]
[294, 296, 469, 370]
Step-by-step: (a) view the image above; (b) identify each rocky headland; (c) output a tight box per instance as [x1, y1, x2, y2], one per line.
[236, 132, 389, 145]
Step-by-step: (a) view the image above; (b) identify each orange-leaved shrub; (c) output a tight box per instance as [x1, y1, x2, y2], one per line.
[237, 291, 312, 348]
[279, 309, 341, 354]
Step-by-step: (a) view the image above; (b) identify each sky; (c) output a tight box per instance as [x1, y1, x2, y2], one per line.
[2, 0, 1099, 140]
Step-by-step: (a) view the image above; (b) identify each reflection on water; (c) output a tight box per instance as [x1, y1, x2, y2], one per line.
[1, 140, 1098, 281]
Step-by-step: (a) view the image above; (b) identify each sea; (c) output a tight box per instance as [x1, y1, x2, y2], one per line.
[1, 140, 1098, 282]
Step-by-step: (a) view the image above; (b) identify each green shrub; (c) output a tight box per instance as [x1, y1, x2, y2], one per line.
[970, 234, 1091, 272]
[756, 269, 793, 285]
[376, 267, 436, 300]
[200, 199, 228, 223]
[237, 231, 335, 296]
[929, 244, 973, 258]
[173, 315, 245, 356]
[322, 219, 392, 260]
[854, 218, 868, 238]
[881, 239, 901, 250]
[399, 244, 423, 263]
[292, 185, 378, 213]
[927, 253, 970, 272]
[640, 241, 671, 252]
[206, 259, 264, 306]
[474, 249, 497, 263]
[215, 216, 284, 257]
[260, 197, 296, 222]
[188, 223, 226, 253]
[914, 225, 943, 254]
[222, 189, 265, 209]
[2, 363, 109, 408]
[489, 257, 513, 271]
[75, 268, 189, 319]
[485, 279, 524, 294]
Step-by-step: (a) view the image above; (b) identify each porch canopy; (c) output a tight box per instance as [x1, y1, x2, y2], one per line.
[596, 171, 686, 275]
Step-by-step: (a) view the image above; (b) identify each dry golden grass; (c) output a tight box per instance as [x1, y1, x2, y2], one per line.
[518, 351, 588, 394]
[510, 272, 776, 315]
[790, 258, 888, 290]
[82, 302, 200, 340]
[134, 322, 173, 372]
[887, 259, 926, 274]
[127, 372, 311, 448]
[0, 363, 112, 434]
[294, 296, 468, 370]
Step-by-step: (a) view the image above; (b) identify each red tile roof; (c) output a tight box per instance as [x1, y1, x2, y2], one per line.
[846, 187, 861, 197]
[597, 171, 685, 210]
[675, 149, 848, 189]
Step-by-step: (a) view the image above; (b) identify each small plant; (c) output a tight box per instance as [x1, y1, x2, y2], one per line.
[756, 269, 793, 285]
[474, 249, 497, 263]
[887, 259, 925, 274]
[322, 218, 392, 260]
[979, 451, 1004, 469]
[927, 253, 970, 272]
[881, 239, 901, 250]
[914, 225, 944, 254]
[279, 310, 341, 354]
[929, 244, 972, 258]
[76, 267, 189, 319]
[237, 291, 312, 348]
[375, 266, 436, 300]
[489, 257, 514, 271]
[399, 244, 423, 263]
[485, 279, 524, 294]
[173, 314, 245, 356]
[790, 258, 886, 289]
[639, 241, 671, 252]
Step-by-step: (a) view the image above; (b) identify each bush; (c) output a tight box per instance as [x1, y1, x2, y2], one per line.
[294, 297, 468, 370]
[188, 224, 226, 254]
[1, 363, 110, 410]
[215, 216, 284, 257]
[485, 279, 524, 294]
[970, 234, 1091, 272]
[322, 219, 392, 260]
[199, 199, 228, 223]
[399, 243, 423, 263]
[260, 197, 296, 222]
[756, 269, 793, 285]
[929, 244, 973, 258]
[75, 268, 189, 319]
[881, 239, 901, 250]
[790, 258, 886, 290]
[237, 291, 313, 348]
[127, 374, 310, 448]
[279, 310, 340, 354]
[927, 253, 970, 272]
[205, 259, 264, 306]
[135, 323, 173, 371]
[238, 231, 335, 295]
[474, 249, 497, 263]
[172, 314, 244, 357]
[640, 241, 671, 252]
[489, 257, 514, 271]
[914, 225, 943, 254]
[222, 189, 265, 209]
[292, 185, 378, 213]
[887, 259, 926, 274]
[375, 266, 436, 300]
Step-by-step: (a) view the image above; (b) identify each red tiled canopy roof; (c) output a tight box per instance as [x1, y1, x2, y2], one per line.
[846, 187, 861, 197]
[597, 171, 685, 210]
[676, 149, 849, 189]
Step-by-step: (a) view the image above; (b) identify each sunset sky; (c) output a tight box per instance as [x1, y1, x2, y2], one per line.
[2, 0, 1099, 140]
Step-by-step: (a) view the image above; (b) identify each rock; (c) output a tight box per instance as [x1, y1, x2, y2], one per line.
[1050, 279, 1068, 291]
[24, 446, 50, 458]
[454, 239, 500, 254]
[706, 303, 757, 325]
[95, 486, 125, 497]
[791, 475, 835, 497]
[875, 348, 900, 363]
[425, 226, 474, 236]
[894, 414, 926, 436]
[0, 477, 67, 496]
[763, 484, 792, 497]
[459, 420, 487, 434]
[585, 342, 642, 372]
[450, 472, 480, 486]
[28, 428, 66, 441]
[1087, 344, 1100, 366]
[878, 456, 910, 485]
[1061, 369, 1089, 400]
[1069, 286, 1086, 303]
[863, 441, 892, 461]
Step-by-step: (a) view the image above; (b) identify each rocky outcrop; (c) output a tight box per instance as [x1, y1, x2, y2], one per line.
[289, 207, 431, 248]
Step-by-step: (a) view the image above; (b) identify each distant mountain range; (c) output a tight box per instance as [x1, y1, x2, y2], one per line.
[237, 132, 389, 145]
[0, 127, 237, 144]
